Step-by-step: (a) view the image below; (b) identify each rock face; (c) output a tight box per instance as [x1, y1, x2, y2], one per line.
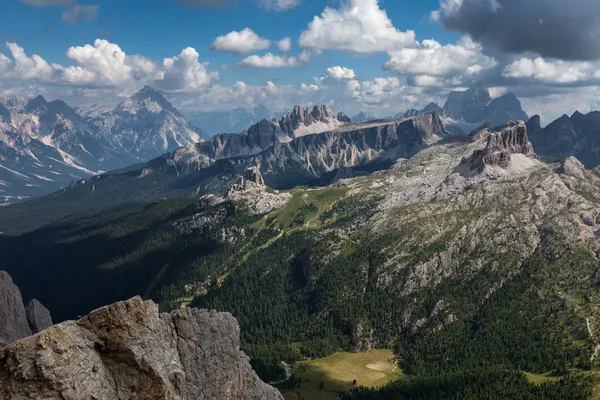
[228, 167, 291, 215]
[337, 112, 352, 124]
[485, 93, 529, 127]
[458, 121, 536, 175]
[0, 296, 283, 400]
[526, 110, 600, 168]
[444, 87, 492, 123]
[0, 87, 205, 205]
[441, 88, 528, 133]
[25, 299, 53, 334]
[244, 166, 265, 187]
[175, 104, 348, 168]
[396, 102, 443, 119]
[0, 272, 31, 346]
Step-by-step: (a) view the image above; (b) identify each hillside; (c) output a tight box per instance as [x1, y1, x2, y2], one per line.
[1, 121, 600, 397]
[0, 113, 444, 236]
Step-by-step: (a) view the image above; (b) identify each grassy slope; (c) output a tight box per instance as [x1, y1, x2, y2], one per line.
[281, 350, 403, 400]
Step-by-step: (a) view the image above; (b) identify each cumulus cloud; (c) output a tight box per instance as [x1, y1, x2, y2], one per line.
[277, 37, 292, 52]
[0, 40, 218, 93]
[258, 0, 299, 11]
[4, 43, 56, 81]
[503, 57, 600, 84]
[61, 40, 154, 86]
[299, 0, 417, 54]
[157, 47, 218, 91]
[239, 51, 310, 68]
[326, 66, 355, 80]
[384, 37, 497, 79]
[434, 0, 600, 61]
[210, 28, 271, 55]
[61, 5, 99, 23]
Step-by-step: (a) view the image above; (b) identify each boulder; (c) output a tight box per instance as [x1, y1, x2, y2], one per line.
[25, 299, 53, 334]
[0, 297, 283, 400]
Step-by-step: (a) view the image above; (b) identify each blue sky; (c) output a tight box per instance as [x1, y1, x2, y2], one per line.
[2, 0, 600, 122]
[1, 0, 452, 86]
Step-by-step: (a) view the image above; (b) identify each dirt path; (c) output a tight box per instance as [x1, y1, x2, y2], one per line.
[587, 318, 600, 362]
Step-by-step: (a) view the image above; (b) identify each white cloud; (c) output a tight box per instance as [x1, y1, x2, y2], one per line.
[326, 66, 355, 80]
[158, 47, 218, 91]
[298, 0, 417, 54]
[210, 28, 271, 55]
[503, 57, 599, 84]
[277, 37, 292, 52]
[239, 51, 310, 68]
[61, 5, 99, 23]
[384, 37, 496, 78]
[63, 40, 135, 85]
[258, 0, 300, 11]
[5, 43, 55, 81]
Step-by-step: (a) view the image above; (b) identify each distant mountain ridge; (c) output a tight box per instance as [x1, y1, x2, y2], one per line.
[0, 112, 446, 236]
[0, 87, 205, 204]
[188, 106, 277, 137]
[526, 110, 600, 168]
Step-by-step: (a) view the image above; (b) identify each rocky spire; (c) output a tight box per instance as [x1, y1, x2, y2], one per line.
[458, 121, 536, 174]
[0, 271, 31, 346]
[25, 299, 53, 334]
[0, 297, 283, 400]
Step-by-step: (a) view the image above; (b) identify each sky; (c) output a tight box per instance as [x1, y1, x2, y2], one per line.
[2, 0, 600, 123]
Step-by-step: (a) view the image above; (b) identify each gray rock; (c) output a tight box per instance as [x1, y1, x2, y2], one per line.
[0, 271, 31, 346]
[25, 299, 53, 334]
[443, 87, 492, 123]
[337, 111, 352, 124]
[557, 156, 587, 180]
[458, 121, 535, 174]
[0, 297, 283, 400]
[527, 110, 600, 168]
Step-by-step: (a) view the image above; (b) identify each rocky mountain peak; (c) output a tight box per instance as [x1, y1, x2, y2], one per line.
[337, 111, 352, 124]
[24, 95, 48, 112]
[458, 121, 536, 175]
[444, 87, 491, 123]
[423, 102, 443, 114]
[0, 296, 283, 400]
[526, 115, 542, 131]
[120, 86, 177, 116]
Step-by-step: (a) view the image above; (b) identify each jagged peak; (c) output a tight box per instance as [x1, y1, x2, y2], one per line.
[24, 95, 48, 111]
[458, 121, 536, 175]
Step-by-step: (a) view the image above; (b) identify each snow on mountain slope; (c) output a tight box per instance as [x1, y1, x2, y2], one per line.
[0, 87, 205, 205]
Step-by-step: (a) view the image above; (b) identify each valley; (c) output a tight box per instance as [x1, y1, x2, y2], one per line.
[2, 112, 600, 398]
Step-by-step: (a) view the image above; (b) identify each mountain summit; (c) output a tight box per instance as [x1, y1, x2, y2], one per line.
[0, 88, 205, 204]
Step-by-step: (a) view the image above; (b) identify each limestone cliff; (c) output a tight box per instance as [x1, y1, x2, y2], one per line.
[0, 296, 283, 400]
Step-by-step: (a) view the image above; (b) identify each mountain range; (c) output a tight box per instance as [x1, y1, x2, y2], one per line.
[0, 86, 205, 204]
[1, 115, 599, 398]
[187, 105, 278, 137]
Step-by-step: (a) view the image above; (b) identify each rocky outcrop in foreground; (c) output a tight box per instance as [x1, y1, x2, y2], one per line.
[0, 296, 283, 400]
[0, 272, 31, 346]
[0, 271, 52, 347]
